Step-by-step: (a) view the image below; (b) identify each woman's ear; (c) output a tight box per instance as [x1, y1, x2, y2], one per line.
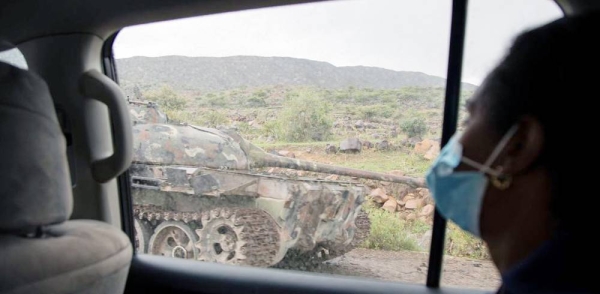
[500, 116, 544, 175]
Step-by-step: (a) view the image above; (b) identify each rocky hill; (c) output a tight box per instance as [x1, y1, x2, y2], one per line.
[116, 55, 476, 93]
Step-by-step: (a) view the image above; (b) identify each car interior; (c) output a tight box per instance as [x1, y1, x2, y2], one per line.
[0, 0, 598, 293]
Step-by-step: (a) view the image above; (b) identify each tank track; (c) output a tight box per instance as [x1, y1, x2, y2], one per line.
[133, 205, 281, 267]
[134, 205, 204, 223]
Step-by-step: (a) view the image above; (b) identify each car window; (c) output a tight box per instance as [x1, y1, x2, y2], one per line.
[443, 0, 561, 291]
[113, 0, 558, 289]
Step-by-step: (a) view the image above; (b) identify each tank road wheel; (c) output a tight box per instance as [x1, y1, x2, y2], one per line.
[134, 218, 152, 254]
[195, 208, 281, 267]
[148, 221, 199, 259]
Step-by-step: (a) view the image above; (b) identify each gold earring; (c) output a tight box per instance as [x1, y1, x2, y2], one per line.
[490, 166, 512, 190]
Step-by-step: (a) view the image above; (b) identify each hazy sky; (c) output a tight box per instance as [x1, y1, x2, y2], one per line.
[114, 0, 562, 85]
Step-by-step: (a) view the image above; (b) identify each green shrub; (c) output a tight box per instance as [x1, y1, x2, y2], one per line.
[401, 117, 428, 138]
[275, 91, 332, 142]
[200, 110, 229, 127]
[445, 222, 490, 259]
[247, 96, 267, 107]
[361, 204, 421, 251]
[144, 85, 187, 111]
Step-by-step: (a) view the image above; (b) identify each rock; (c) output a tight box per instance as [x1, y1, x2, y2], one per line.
[362, 140, 374, 149]
[404, 194, 416, 201]
[424, 144, 440, 160]
[397, 198, 406, 207]
[375, 140, 390, 151]
[364, 122, 377, 129]
[405, 200, 418, 210]
[419, 204, 435, 217]
[401, 137, 421, 148]
[278, 150, 295, 158]
[325, 144, 338, 154]
[297, 171, 306, 177]
[414, 139, 437, 155]
[268, 168, 275, 174]
[369, 188, 389, 204]
[405, 198, 424, 210]
[382, 197, 398, 212]
[340, 138, 362, 154]
[372, 133, 381, 139]
[406, 213, 417, 221]
[416, 188, 429, 198]
[355, 120, 365, 129]
[305, 148, 312, 154]
[398, 212, 408, 220]
[390, 129, 398, 138]
[248, 120, 256, 126]
[424, 195, 435, 205]
[324, 174, 339, 181]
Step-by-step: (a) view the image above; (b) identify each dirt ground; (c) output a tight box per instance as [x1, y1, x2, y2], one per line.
[305, 248, 501, 291]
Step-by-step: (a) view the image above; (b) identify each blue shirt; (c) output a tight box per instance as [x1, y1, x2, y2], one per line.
[498, 231, 598, 294]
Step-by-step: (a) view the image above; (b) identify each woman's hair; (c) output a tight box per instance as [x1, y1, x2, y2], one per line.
[480, 12, 600, 233]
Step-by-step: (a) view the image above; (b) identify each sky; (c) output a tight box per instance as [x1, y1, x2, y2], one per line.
[114, 0, 562, 85]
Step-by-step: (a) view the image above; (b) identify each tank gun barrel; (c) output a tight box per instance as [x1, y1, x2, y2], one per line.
[238, 139, 426, 188]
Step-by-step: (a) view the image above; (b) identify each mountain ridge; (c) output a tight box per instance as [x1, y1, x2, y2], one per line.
[116, 55, 477, 93]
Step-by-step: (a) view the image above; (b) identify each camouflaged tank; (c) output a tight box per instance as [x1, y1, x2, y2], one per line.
[128, 100, 425, 268]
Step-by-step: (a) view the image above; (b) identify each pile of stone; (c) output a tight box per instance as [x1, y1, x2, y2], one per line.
[368, 186, 435, 222]
[413, 139, 440, 160]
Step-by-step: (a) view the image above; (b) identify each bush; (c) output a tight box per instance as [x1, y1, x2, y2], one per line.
[360, 105, 395, 121]
[247, 96, 267, 107]
[360, 203, 489, 259]
[275, 91, 332, 142]
[262, 120, 283, 140]
[401, 117, 428, 138]
[445, 222, 490, 259]
[144, 85, 187, 111]
[202, 110, 229, 127]
[361, 107, 378, 121]
[361, 204, 421, 251]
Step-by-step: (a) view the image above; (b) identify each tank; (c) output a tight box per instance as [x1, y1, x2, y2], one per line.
[128, 100, 425, 268]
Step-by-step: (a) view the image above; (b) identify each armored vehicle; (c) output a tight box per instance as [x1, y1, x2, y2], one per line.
[128, 100, 425, 267]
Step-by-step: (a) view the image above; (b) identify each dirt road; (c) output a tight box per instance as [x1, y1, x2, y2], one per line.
[305, 248, 501, 291]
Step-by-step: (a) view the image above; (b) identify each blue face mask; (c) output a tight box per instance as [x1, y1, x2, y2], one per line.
[425, 125, 519, 237]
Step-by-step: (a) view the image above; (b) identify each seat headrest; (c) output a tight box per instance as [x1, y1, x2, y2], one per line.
[0, 61, 72, 234]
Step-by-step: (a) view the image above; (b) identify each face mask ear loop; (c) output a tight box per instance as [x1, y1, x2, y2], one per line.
[461, 157, 502, 177]
[483, 124, 520, 169]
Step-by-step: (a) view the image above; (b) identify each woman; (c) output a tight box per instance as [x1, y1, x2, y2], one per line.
[426, 12, 600, 294]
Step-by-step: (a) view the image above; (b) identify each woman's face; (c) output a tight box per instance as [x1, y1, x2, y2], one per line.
[458, 90, 516, 241]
